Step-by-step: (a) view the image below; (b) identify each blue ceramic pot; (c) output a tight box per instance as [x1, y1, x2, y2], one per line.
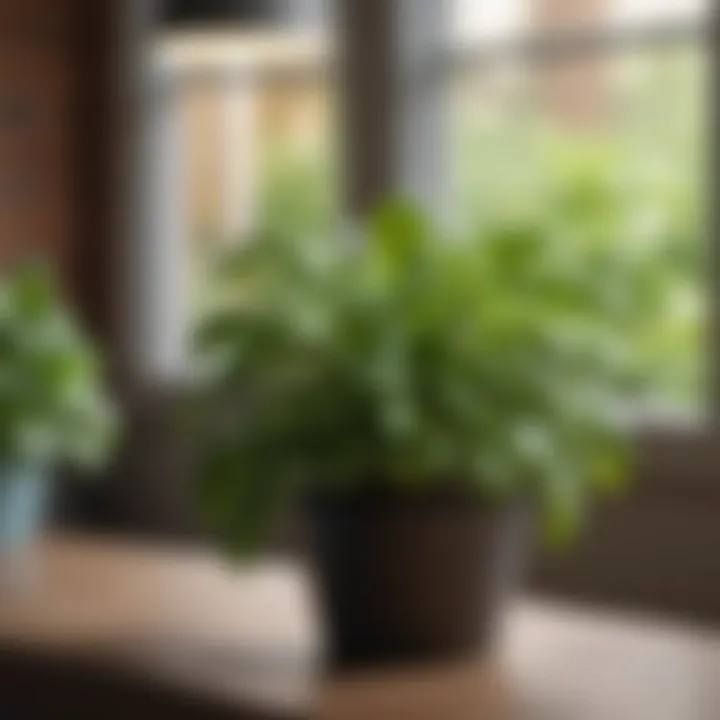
[0, 466, 49, 550]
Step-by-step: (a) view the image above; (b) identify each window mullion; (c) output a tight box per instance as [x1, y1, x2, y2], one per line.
[337, 0, 450, 216]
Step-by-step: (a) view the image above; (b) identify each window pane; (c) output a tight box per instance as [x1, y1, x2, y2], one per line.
[160, 34, 336, 259]
[140, 2, 335, 381]
[452, 44, 708, 417]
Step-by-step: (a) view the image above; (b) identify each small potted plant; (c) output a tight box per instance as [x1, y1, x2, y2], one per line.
[194, 200, 655, 667]
[0, 265, 117, 551]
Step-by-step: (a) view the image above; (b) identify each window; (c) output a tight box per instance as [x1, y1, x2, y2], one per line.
[137, 0, 711, 427]
[450, 1, 709, 418]
[136, 2, 337, 382]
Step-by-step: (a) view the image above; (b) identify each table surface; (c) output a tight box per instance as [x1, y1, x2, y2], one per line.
[0, 535, 718, 720]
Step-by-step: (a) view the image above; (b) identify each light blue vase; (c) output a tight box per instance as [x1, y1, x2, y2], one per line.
[0, 466, 49, 550]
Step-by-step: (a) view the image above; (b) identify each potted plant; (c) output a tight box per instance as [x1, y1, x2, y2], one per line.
[194, 200, 656, 667]
[0, 265, 117, 551]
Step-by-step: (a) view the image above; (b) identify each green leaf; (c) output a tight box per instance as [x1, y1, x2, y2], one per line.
[198, 434, 299, 558]
[370, 200, 429, 270]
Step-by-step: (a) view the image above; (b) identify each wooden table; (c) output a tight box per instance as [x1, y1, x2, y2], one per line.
[0, 535, 718, 719]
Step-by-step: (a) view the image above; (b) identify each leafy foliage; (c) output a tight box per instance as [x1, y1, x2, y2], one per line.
[456, 117, 702, 412]
[193, 197, 664, 555]
[193, 48, 702, 555]
[0, 265, 118, 472]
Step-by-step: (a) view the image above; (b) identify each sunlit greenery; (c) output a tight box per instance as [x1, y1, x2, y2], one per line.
[456, 123, 702, 413]
[454, 47, 704, 412]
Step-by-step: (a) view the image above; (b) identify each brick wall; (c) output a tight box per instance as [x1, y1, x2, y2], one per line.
[0, 1, 82, 274]
[0, 0, 118, 348]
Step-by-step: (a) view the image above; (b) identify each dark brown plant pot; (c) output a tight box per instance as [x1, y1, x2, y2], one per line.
[306, 489, 531, 669]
